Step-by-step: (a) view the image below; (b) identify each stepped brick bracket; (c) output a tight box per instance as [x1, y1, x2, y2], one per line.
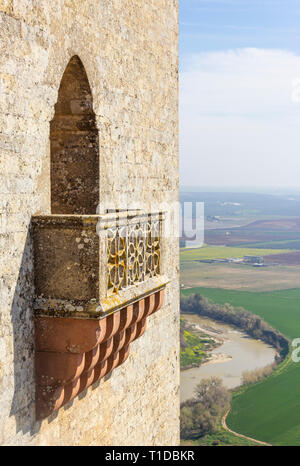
[32, 211, 168, 420]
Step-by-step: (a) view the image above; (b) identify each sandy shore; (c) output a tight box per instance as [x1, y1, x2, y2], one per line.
[204, 353, 232, 365]
[186, 321, 227, 344]
[183, 320, 232, 367]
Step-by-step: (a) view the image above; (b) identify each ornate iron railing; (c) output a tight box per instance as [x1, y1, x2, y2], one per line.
[107, 213, 162, 295]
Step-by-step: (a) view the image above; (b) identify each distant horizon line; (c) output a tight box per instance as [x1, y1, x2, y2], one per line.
[180, 185, 300, 193]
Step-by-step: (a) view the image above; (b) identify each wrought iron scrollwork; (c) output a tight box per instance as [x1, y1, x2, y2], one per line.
[107, 215, 161, 294]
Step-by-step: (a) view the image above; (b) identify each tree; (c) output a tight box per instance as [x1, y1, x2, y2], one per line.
[180, 377, 231, 439]
[194, 377, 231, 416]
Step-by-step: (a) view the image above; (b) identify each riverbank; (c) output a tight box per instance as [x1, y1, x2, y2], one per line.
[180, 317, 233, 370]
[180, 313, 279, 446]
[180, 313, 276, 402]
[181, 287, 299, 445]
[180, 318, 221, 370]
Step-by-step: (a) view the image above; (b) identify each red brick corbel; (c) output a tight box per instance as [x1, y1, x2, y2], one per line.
[35, 289, 165, 419]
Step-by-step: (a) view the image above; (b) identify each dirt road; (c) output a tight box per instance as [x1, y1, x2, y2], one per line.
[221, 409, 272, 446]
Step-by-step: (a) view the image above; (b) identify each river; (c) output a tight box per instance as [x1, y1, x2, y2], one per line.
[180, 313, 276, 403]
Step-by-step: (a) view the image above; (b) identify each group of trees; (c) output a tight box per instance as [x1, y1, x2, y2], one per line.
[180, 377, 231, 439]
[242, 361, 277, 385]
[181, 293, 289, 360]
[180, 292, 290, 440]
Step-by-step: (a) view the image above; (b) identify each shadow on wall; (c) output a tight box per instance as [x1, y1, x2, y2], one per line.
[9, 56, 101, 438]
[9, 224, 38, 436]
[9, 222, 113, 437]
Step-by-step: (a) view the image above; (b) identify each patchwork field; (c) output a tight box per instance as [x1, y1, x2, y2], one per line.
[205, 229, 300, 246]
[205, 218, 300, 247]
[264, 251, 300, 265]
[180, 262, 300, 292]
[239, 239, 300, 250]
[180, 245, 291, 262]
[239, 218, 300, 231]
[181, 286, 300, 445]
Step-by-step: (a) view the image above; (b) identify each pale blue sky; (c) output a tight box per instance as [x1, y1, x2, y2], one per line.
[180, 0, 300, 189]
[181, 0, 300, 61]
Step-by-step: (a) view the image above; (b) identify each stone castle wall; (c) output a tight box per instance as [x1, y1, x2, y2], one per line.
[0, 1, 179, 445]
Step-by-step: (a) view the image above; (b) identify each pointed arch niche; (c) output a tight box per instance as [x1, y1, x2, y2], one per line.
[32, 56, 168, 420]
[50, 56, 99, 214]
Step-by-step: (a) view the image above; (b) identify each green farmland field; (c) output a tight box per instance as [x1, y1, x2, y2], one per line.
[235, 239, 300, 250]
[181, 287, 300, 339]
[181, 287, 300, 445]
[180, 246, 292, 262]
[227, 362, 300, 445]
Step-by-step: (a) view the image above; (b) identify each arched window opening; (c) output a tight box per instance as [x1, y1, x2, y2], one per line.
[50, 56, 99, 215]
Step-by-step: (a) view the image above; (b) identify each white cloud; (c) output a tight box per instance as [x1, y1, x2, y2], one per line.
[180, 48, 300, 188]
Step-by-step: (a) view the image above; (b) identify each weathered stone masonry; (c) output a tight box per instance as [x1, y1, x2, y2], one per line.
[0, 1, 179, 446]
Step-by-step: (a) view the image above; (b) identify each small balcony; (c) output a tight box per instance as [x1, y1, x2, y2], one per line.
[32, 210, 168, 419]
